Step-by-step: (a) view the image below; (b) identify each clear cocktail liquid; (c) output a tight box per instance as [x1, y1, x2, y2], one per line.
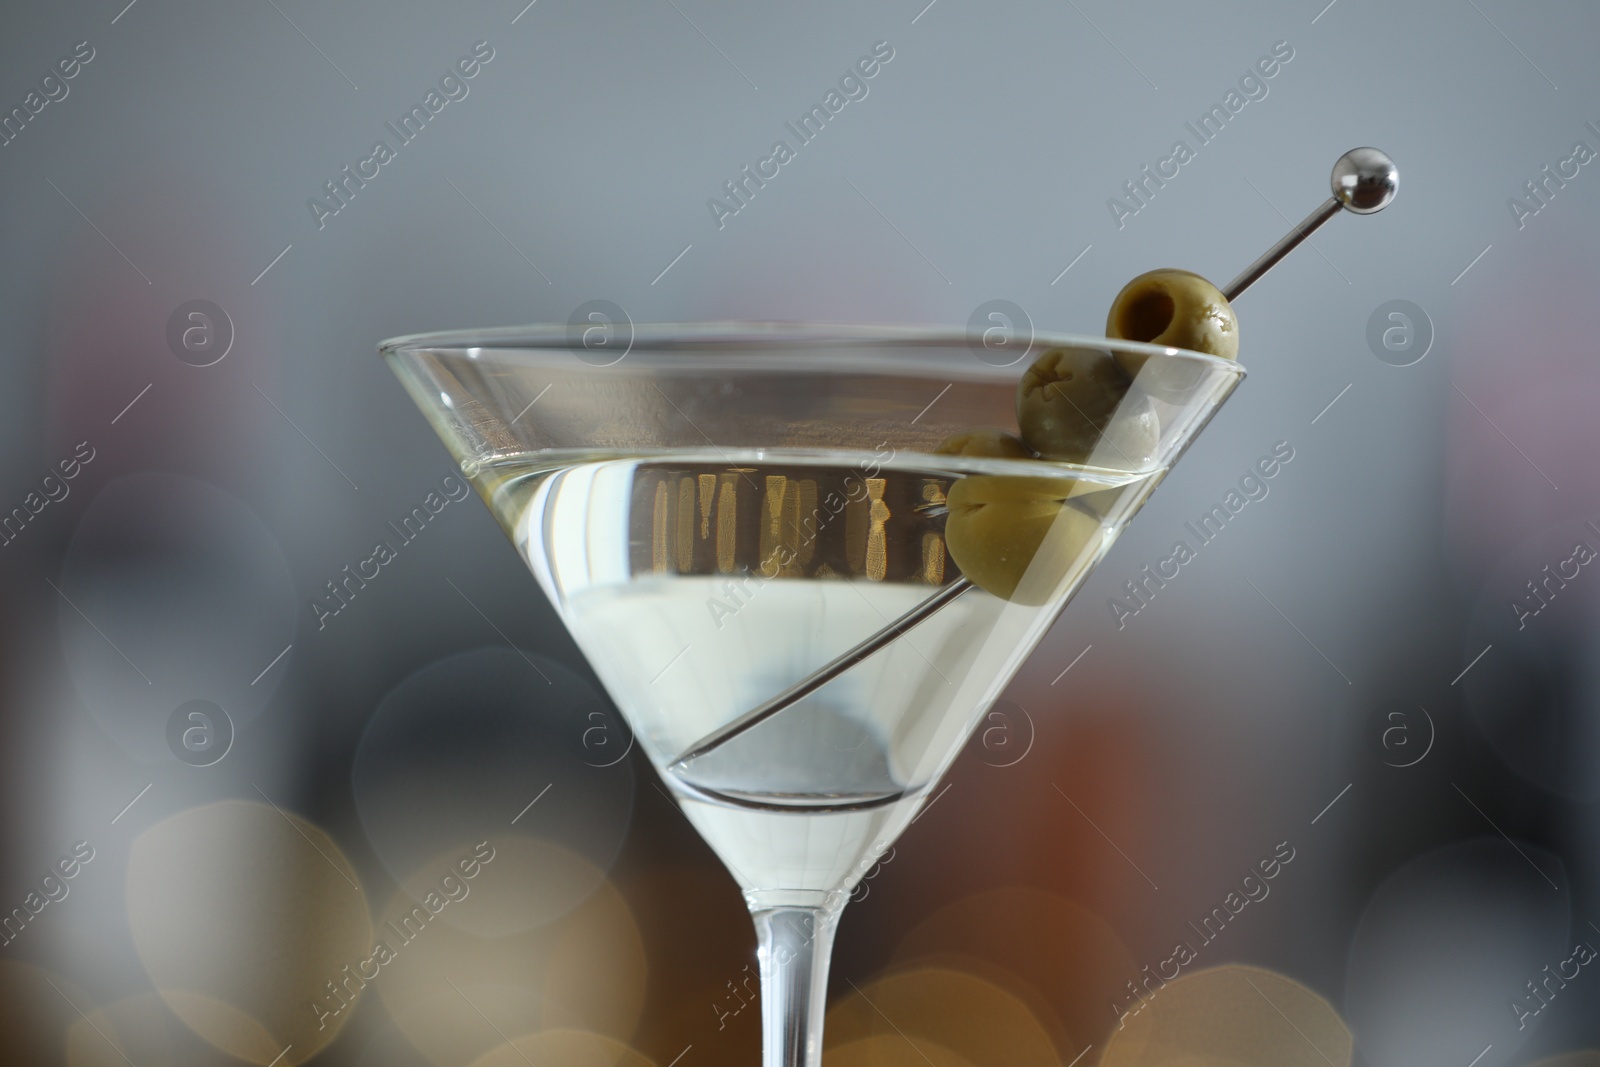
[474, 450, 1161, 897]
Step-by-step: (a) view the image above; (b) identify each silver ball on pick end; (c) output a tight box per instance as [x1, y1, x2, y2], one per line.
[1331, 147, 1399, 214]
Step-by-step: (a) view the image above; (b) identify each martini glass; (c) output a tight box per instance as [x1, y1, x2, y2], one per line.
[379, 150, 1397, 1067]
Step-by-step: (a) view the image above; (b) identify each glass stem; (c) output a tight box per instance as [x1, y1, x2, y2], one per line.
[751, 904, 843, 1067]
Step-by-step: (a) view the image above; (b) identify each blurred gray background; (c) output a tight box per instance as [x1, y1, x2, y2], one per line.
[2, 0, 1599, 1064]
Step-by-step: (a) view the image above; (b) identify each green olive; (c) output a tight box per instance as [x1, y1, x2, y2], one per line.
[1106, 269, 1238, 389]
[943, 475, 1103, 603]
[933, 429, 1034, 459]
[1016, 347, 1159, 469]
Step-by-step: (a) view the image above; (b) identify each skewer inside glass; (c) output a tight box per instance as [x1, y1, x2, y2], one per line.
[669, 147, 1398, 771]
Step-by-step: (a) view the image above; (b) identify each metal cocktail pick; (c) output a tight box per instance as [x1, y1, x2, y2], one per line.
[1222, 147, 1399, 300]
[670, 148, 1399, 770]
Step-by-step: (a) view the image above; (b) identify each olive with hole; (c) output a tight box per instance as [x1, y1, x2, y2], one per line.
[1106, 269, 1238, 395]
[1015, 347, 1159, 469]
[934, 429, 1034, 459]
[943, 475, 1103, 603]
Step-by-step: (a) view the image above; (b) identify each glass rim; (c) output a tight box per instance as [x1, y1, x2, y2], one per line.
[377, 320, 1247, 377]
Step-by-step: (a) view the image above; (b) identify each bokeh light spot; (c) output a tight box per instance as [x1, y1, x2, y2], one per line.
[894, 885, 1134, 1050]
[825, 1034, 976, 1066]
[1100, 963, 1351, 1067]
[126, 799, 371, 1065]
[826, 967, 1058, 1067]
[376, 843, 645, 1066]
[468, 1028, 656, 1067]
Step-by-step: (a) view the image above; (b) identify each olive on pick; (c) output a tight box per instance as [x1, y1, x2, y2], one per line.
[934, 428, 1034, 459]
[1106, 268, 1238, 389]
[1016, 347, 1159, 469]
[943, 475, 1102, 603]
